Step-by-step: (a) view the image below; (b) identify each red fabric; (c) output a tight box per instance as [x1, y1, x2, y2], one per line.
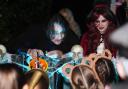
[80, 32, 89, 56]
[80, 32, 117, 57]
[95, 4, 108, 8]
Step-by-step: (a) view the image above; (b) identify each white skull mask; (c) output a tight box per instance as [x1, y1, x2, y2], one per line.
[71, 45, 83, 60]
[0, 44, 7, 57]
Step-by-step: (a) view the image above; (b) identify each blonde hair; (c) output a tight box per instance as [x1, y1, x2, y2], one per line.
[24, 69, 49, 89]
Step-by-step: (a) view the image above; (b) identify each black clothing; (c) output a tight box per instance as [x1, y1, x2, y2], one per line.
[7, 23, 79, 54]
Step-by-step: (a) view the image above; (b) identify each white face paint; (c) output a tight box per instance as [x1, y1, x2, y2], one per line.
[95, 15, 109, 34]
[51, 23, 65, 45]
[71, 45, 83, 60]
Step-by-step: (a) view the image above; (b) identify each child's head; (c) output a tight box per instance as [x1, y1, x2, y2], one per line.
[94, 57, 115, 85]
[0, 63, 24, 89]
[71, 65, 103, 89]
[23, 69, 49, 89]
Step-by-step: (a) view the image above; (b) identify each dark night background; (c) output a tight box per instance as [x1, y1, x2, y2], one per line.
[0, 0, 114, 46]
[0, 0, 96, 44]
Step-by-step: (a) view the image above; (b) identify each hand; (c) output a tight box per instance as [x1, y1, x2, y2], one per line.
[47, 50, 63, 59]
[27, 49, 44, 59]
[116, 61, 126, 80]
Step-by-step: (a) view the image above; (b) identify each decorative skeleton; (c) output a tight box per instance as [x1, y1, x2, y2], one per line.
[0, 44, 12, 63]
[71, 45, 83, 61]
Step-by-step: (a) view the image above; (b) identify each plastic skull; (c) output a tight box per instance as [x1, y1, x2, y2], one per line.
[71, 45, 83, 60]
[0, 44, 7, 57]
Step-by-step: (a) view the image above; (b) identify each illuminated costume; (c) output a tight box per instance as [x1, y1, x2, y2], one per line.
[6, 14, 79, 89]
